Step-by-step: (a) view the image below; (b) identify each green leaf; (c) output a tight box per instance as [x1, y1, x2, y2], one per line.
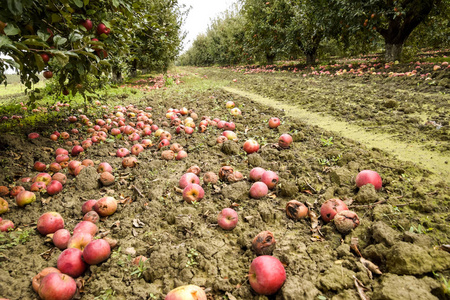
[7, 0, 23, 16]
[37, 30, 51, 42]
[4, 24, 20, 36]
[53, 51, 70, 66]
[72, 0, 83, 8]
[34, 53, 45, 72]
[54, 36, 68, 46]
[112, 0, 120, 8]
[0, 35, 12, 48]
[14, 42, 30, 51]
[51, 14, 63, 23]
[83, 0, 89, 5]
[69, 32, 83, 42]
[23, 39, 49, 48]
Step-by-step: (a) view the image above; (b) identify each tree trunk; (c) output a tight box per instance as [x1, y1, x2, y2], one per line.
[130, 59, 138, 78]
[305, 51, 317, 65]
[111, 66, 122, 83]
[266, 53, 275, 65]
[385, 43, 404, 62]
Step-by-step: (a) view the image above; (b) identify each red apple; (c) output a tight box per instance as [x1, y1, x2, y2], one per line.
[111, 128, 121, 136]
[47, 180, 63, 196]
[37, 212, 65, 235]
[38, 272, 77, 300]
[249, 182, 268, 199]
[99, 172, 115, 186]
[71, 145, 84, 156]
[268, 117, 281, 128]
[97, 162, 113, 173]
[320, 198, 348, 223]
[52, 173, 67, 185]
[31, 182, 47, 192]
[67, 232, 92, 251]
[32, 267, 61, 293]
[179, 173, 200, 189]
[9, 186, 25, 197]
[55, 148, 68, 156]
[53, 229, 71, 250]
[34, 161, 47, 172]
[33, 173, 52, 186]
[97, 23, 110, 35]
[73, 220, 98, 236]
[116, 148, 130, 157]
[131, 144, 144, 156]
[122, 157, 138, 168]
[225, 101, 235, 109]
[203, 172, 218, 184]
[55, 154, 70, 164]
[81, 159, 94, 167]
[165, 285, 207, 300]
[28, 132, 40, 139]
[248, 255, 286, 295]
[0, 219, 14, 232]
[57, 248, 87, 278]
[252, 231, 276, 256]
[82, 239, 111, 265]
[82, 199, 97, 214]
[176, 150, 188, 160]
[48, 162, 62, 173]
[261, 171, 279, 189]
[249, 167, 266, 181]
[80, 19, 93, 31]
[184, 126, 194, 134]
[40, 53, 50, 63]
[83, 211, 100, 223]
[355, 170, 382, 190]
[182, 184, 204, 204]
[217, 208, 238, 230]
[222, 130, 237, 141]
[243, 139, 260, 154]
[43, 71, 53, 79]
[285, 200, 308, 220]
[278, 134, 293, 149]
[223, 122, 235, 131]
[15, 191, 36, 207]
[94, 196, 117, 216]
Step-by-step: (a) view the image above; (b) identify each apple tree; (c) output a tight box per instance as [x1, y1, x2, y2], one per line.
[332, 0, 445, 61]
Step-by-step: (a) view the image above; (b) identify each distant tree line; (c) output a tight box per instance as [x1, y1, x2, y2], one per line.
[178, 0, 450, 66]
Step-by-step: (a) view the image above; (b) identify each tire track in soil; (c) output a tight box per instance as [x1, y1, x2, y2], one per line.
[223, 86, 450, 183]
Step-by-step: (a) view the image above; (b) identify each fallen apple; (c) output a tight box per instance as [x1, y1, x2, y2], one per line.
[165, 285, 207, 300]
[82, 238, 111, 265]
[57, 248, 87, 278]
[320, 198, 348, 223]
[37, 212, 65, 235]
[38, 272, 77, 300]
[355, 170, 382, 190]
[217, 208, 238, 230]
[248, 255, 286, 295]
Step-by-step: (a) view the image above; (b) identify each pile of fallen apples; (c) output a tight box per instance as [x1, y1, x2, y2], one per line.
[0, 98, 385, 300]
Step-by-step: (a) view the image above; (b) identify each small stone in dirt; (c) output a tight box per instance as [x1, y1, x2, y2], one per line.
[371, 221, 401, 247]
[355, 183, 378, 203]
[124, 247, 136, 256]
[221, 181, 248, 201]
[221, 140, 240, 155]
[386, 241, 433, 275]
[279, 180, 298, 197]
[372, 273, 439, 300]
[75, 166, 100, 191]
[318, 265, 355, 291]
[281, 277, 320, 300]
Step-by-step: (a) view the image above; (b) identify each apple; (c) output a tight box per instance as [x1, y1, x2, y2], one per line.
[97, 23, 110, 36]
[0, 219, 14, 232]
[355, 170, 382, 190]
[182, 184, 204, 204]
[222, 130, 237, 141]
[53, 229, 71, 250]
[97, 162, 113, 173]
[187, 165, 201, 176]
[48, 162, 62, 173]
[47, 180, 63, 196]
[55, 154, 70, 164]
[30, 182, 46, 193]
[248, 255, 286, 295]
[16, 191, 36, 207]
[32, 267, 61, 293]
[40, 53, 50, 63]
[224, 122, 235, 131]
[81, 159, 94, 167]
[165, 285, 207, 300]
[217, 208, 238, 230]
[0, 197, 8, 214]
[83, 211, 100, 223]
[43, 70, 53, 79]
[71, 145, 84, 156]
[99, 172, 115, 186]
[81, 19, 93, 31]
[252, 231, 276, 256]
[278, 133, 293, 149]
[268, 117, 281, 128]
[176, 150, 188, 160]
[28, 132, 40, 139]
[38, 272, 77, 300]
[52, 173, 67, 185]
[131, 144, 144, 156]
[243, 139, 260, 154]
[82, 199, 97, 214]
[116, 148, 130, 158]
[184, 126, 194, 135]
[285, 200, 308, 220]
[57, 248, 87, 278]
[170, 143, 183, 153]
[73, 220, 98, 236]
[33, 173, 52, 186]
[203, 172, 218, 184]
[34, 161, 47, 171]
[225, 101, 235, 109]
[179, 173, 200, 189]
[122, 157, 138, 168]
[249, 167, 266, 181]
[82, 239, 111, 265]
[37, 212, 64, 235]
[0, 186, 9, 197]
[230, 107, 241, 116]
[94, 196, 117, 216]
[67, 232, 92, 251]
[111, 128, 121, 136]
[9, 186, 25, 197]
[261, 171, 279, 190]
[320, 198, 348, 223]
[249, 182, 268, 199]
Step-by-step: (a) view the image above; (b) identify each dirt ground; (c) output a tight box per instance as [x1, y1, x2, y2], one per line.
[0, 66, 449, 300]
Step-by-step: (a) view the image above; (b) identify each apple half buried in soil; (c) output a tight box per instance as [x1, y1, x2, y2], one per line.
[355, 170, 382, 190]
[248, 255, 286, 295]
[165, 284, 207, 300]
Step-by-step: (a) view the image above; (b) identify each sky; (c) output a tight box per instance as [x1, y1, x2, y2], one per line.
[178, 0, 237, 53]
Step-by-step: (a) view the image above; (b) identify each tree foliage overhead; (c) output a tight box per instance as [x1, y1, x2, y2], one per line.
[0, 0, 186, 100]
